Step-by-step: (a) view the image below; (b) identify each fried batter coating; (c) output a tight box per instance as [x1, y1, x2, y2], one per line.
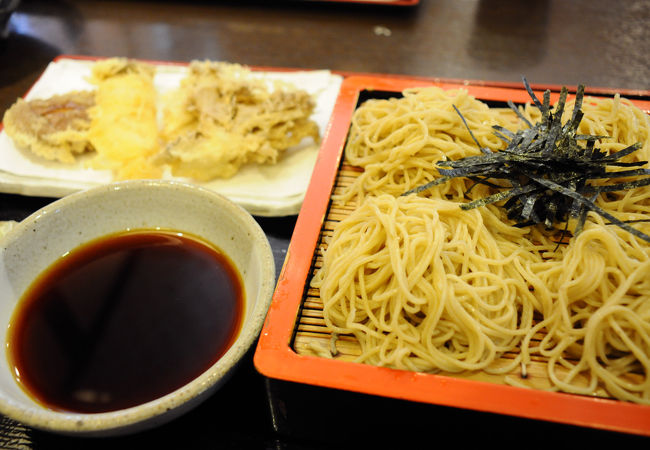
[2, 91, 95, 163]
[2, 58, 321, 182]
[157, 61, 319, 180]
[87, 58, 163, 179]
[88, 57, 155, 83]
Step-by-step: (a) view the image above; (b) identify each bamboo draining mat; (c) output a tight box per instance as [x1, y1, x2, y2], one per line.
[290, 163, 618, 398]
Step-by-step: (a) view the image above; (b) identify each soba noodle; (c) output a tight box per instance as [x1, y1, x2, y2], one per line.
[312, 195, 538, 374]
[313, 86, 650, 404]
[334, 87, 518, 206]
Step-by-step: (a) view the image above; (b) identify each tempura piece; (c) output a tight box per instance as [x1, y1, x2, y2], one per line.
[157, 61, 319, 180]
[87, 58, 163, 179]
[2, 91, 95, 163]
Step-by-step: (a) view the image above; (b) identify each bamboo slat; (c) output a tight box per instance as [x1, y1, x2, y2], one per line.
[290, 159, 623, 400]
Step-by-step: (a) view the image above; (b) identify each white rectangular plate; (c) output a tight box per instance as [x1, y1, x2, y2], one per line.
[0, 57, 343, 216]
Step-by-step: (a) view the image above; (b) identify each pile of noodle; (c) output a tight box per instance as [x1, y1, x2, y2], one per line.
[312, 86, 650, 404]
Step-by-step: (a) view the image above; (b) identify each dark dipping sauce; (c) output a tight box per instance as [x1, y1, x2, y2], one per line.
[6, 230, 244, 413]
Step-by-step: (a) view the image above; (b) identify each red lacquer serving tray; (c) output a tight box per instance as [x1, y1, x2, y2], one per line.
[254, 75, 650, 437]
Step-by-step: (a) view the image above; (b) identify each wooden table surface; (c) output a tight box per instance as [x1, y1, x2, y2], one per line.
[0, 0, 649, 448]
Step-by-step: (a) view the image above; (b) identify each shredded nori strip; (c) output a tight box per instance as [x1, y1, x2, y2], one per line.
[404, 77, 650, 243]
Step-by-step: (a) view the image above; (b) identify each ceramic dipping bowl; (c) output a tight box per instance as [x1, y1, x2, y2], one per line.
[0, 179, 275, 436]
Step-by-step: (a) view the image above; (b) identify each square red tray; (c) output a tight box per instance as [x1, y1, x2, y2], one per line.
[254, 74, 650, 437]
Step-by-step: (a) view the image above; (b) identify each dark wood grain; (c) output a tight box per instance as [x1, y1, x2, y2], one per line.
[2, 0, 649, 111]
[0, 0, 648, 447]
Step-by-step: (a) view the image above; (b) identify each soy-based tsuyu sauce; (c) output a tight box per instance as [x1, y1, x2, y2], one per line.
[6, 230, 244, 413]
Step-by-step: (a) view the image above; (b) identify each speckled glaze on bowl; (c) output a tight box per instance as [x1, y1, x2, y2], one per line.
[0, 180, 275, 436]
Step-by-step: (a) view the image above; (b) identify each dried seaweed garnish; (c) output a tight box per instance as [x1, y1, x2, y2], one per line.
[404, 78, 650, 243]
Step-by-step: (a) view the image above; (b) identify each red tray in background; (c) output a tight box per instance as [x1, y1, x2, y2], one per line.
[301, 0, 419, 5]
[254, 75, 650, 437]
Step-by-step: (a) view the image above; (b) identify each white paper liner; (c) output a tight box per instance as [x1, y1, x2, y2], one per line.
[0, 58, 343, 216]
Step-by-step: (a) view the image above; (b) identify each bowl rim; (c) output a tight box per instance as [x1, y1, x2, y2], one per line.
[0, 179, 276, 435]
